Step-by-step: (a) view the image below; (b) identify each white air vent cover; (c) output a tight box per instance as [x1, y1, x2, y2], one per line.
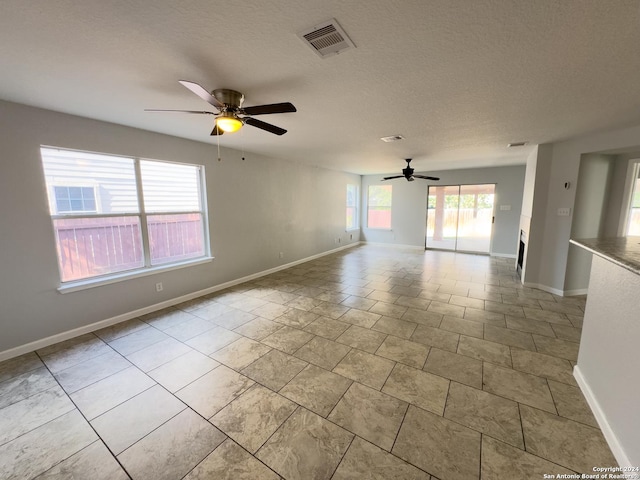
[298, 19, 355, 58]
[380, 135, 405, 143]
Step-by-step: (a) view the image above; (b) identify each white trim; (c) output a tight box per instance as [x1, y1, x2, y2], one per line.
[522, 281, 565, 296]
[490, 252, 517, 259]
[563, 288, 588, 297]
[0, 241, 361, 362]
[573, 365, 632, 468]
[363, 241, 424, 251]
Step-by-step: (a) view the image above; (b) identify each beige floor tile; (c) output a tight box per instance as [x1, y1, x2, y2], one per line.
[340, 308, 381, 328]
[419, 290, 452, 303]
[520, 405, 617, 474]
[333, 349, 395, 390]
[148, 350, 219, 392]
[126, 337, 192, 372]
[108, 328, 169, 357]
[371, 316, 418, 339]
[368, 290, 401, 303]
[176, 365, 254, 418]
[38, 334, 113, 373]
[211, 309, 257, 330]
[456, 336, 511, 367]
[533, 334, 579, 362]
[211, 384, 297, 453]
[402, 308, 443, 327]
[463, 308, 506, 326]
[0, 410, 97, 480]
[0, 353, 43, 384]
[229, 296, 269, 313]
[382, 363, 449, 415]
[328, 382, 407, 451]
[332, 437, 430, 480]
[286, 296, 324, 311]
[538, 299, 584, 316]
[163, 316, 217, 342]
[370, 301, 408, 319]
[500, 294, 543, 308]
[449, 295, 485, 310]
[0, 367, 58, 409]
[261, 325, 314, 354]
[184, 439, 279, 480]
[91, 384, 185, 454]
[118, 409, 225, 480]
[315, 291, 350, 304]
[191, 302, 235, 321]
[280, 364, 352, 417]
[233, 317, 283, 341]
[484, 324, 536, 351]
[522, 307, 572, 325]
[550, 324, 582, 343]
[341, 295, 377, 311]
[444, 382, 524, 448]
[393, 405, 481, 480]
[483, 363, 556, 413]
[375, 335, 430, 369]
[293, 336, 351, 370]
[186, 326, 242, 355]
[548, 379, 598, 427]
[250, 302, 290, 320]
[411, 324, 460, 352]
[241, 349, 307, 391]
[70, 366, 155, 420]
[310, 301, 349, 319]
[303, 316, 350, 340]
[424, 348, 483, 389]
[140, 308, 198, 330]
[34, 440, 128, 480]
[484, 301, 525, 317]
[510, 348, 577, 386]
[504, 315, 555, 337]
[481, 436, 574, 479]
[427, 301, 465, 318]
[336, 325, 387, 353]
[210, 337, 272, 370]
[95, 319, 151, 342]
[257, 408, 353, 480]
[0, 385, 75, 446]
[440, 316, 484, 338]
[54, 350, 131, 394]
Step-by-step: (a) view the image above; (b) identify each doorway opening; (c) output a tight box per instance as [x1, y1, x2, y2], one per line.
[426, 184, 496, 254]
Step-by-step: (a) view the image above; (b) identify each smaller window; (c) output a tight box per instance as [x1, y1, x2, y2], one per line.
[368, 185, 392, 229]
[346, 184, 358, 230]
[54, 186, 97, 213]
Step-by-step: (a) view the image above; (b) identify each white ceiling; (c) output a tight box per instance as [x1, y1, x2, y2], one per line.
[1, 1, 640, 175]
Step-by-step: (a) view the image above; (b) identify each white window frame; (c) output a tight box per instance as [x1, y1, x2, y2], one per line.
[41, 147, 212, 293]
[346, 184, 359, 231]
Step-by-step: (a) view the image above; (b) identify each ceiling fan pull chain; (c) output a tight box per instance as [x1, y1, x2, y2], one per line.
[217, 133, 221, 161]
[241, 127, 246, 161]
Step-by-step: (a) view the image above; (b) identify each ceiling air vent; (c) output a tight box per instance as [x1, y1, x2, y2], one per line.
[508, 142, 528, 147]
[298, 19, 355, 58]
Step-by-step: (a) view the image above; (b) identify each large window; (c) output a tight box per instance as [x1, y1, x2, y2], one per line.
[625, 162, 640, 236]
[41, 147, 209, 283]
[367, 185, 392, 229]
[346, 184, 358, 230]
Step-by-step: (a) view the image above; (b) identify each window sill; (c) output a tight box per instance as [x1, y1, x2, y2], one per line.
[345, 228, 360, 232]
[365, 228, 393, 231]
[57, 257, 214, 294]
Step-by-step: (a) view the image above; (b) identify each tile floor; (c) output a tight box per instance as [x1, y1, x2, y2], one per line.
[0, 245, 618, 479]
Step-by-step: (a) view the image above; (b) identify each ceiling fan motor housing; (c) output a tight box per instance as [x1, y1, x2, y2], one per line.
[213, 89, 244, 108]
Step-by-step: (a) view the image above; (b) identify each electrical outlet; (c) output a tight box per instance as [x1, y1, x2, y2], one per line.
[499, 205, 511, 211]
[155, 282, 163, 292]
[557, 207, 571, 217]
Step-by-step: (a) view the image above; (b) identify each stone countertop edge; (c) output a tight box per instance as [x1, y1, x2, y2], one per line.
[570, 237, 640, 277]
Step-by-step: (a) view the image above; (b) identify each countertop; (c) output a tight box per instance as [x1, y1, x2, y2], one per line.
[570, 236, 640, 276]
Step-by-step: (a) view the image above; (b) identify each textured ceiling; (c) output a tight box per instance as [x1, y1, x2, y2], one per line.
[1, 1, 640, 175]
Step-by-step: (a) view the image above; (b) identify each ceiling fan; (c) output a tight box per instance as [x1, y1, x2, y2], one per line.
[146, 80, 296, 136]
[382, 159, 440, 182]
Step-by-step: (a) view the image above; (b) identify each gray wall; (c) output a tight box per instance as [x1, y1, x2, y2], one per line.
[361, 165, 526, 257]
[0, 100, 361, 353]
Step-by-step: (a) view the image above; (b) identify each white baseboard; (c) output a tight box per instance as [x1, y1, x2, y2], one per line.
[0, 242, 361, 362]
[563, 288, 588, 297]
[523, 281, 565, 296]
[363, 241, 425, 251]
[490, 252, 517, 259]
[573, 365, 632, 467]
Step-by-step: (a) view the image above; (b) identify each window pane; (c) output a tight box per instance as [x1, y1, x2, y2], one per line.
[42, 148, 138, 214]
[346, 184, 358, 229]
[346, 206, 356, 229]
[368, 185, 392, 228]
[148, 213, 205, 265]
[140, 160, 201, 213]
[53, 217, 144, 282]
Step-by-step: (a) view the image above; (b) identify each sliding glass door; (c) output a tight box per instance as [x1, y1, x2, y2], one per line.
[426, 184, 495, 253]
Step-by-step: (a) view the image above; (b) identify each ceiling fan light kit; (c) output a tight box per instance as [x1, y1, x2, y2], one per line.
[147, 81, 296, 137]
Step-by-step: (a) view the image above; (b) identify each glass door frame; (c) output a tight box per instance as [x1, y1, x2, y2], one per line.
[425, 183, 497, 254]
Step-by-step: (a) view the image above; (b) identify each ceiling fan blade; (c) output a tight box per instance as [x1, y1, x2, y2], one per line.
[179, 80, 224, 109]
[145, 109, 215, 114]
[413, 175, 441, 181]
[242, 102, 297, 115]
[382, 175, 404, 180]
[244, 117, 287, 135]
[210, 124, 224, 136]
